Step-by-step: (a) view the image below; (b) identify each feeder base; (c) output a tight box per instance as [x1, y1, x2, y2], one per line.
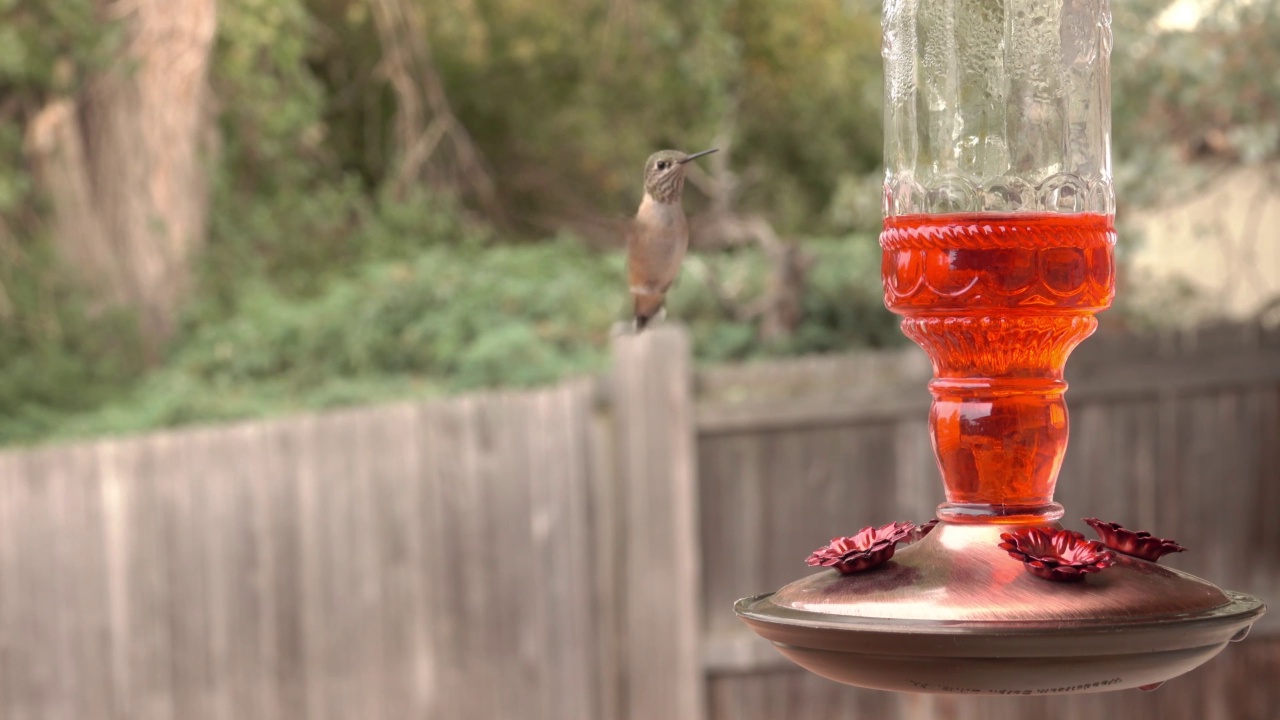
[735, 522, 1265, 695]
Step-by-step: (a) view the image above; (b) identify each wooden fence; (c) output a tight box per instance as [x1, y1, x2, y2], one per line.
[0, 321, 1278, 720]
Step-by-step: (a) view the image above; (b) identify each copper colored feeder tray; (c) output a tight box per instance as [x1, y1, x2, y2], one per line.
[735, 521, 1265, 695]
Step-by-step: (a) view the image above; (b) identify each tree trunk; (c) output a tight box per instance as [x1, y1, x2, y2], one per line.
[24, 0, 218, 355]
[369, 0, 499, 215]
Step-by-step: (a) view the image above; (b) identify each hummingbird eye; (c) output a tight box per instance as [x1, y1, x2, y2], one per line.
[657, 161, 670, 170]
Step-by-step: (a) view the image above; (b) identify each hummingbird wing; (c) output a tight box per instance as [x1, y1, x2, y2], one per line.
[626, 219, 649, 293]
[627, 207, 687, 295]
[626, 217, 669, 329]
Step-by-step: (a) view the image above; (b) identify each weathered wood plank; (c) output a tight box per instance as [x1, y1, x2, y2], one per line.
[699, 432, 766, 638]
[697, 350, 1280, 435]
[96, 436, 136, 720]
[409, 402, 446, 718]
[198, 425, 244, 720]
[1254, 387, 1280, 595]
[708, 665, 900, 720]
[532, 382, 599, 720]
[160, 429, 214, 720]
[585, 380, 624, 720]
[46, 446, 89, 720]
[9, 448, 57, 720]
[255, 418, 308, 720]
[239, 421, 288, 720]
[366, 403, 430, 720]
[62, 443, 113, 720]
[487, 391, 534, 720]
[230, 424, 276, 718]
[697, 395, 931, 436]
[313, 410, 362, 720]
[454, 394, 503, 720]
[129, 434, 177, 720]
[0, 451, 15, 720]
[344, 409, 389, 720]
[285, 414, 328, 720]
[612, 327, 706, 720]
[419, 398, 468, 719]
[695, 347, 930, 407]
[891, 418, 936, 522]
[565, 380, 607, 720]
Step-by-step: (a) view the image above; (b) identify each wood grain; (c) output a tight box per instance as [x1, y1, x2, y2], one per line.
[0, 320, 1274, 719]
[611, 327, 707, 720]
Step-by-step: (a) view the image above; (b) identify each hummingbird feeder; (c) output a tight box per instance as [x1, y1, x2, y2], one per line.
[734, 0, 1264, 695]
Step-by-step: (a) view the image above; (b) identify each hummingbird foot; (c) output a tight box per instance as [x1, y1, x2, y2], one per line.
[633, 306, 667, 333]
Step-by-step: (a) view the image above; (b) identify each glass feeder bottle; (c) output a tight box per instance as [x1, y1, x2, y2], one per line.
[881, 0, 1116, 523]
[734, 0, 1264, 696]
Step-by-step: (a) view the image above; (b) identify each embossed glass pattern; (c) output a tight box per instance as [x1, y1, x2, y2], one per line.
[883, 0, 1114, 216]
[880, 0, 1116, 523]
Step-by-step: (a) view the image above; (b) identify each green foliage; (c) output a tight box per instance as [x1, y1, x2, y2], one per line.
[317, 0, 886, 233]
[1111, 0, 1280, 206]
[36, 233, 891, 443]
[0, 1, 113, 93]
[3, 0, 1277, 445]
[0, 1, 116, 218]
[214, 0, 328, 187]
[0, 244, 147, 445]
[0, 3, 146, 445]
[674, 235, 898, 361]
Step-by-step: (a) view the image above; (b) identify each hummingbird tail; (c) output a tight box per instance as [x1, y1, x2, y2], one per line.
[633, 293, 666, 332]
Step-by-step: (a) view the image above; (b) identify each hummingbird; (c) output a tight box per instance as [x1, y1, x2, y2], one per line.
[627, 147, 718, 331]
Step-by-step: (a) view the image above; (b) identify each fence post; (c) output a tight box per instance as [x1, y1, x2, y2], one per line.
[610, 325, 706, 720]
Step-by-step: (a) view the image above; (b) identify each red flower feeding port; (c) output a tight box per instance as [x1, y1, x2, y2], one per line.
[1085, 518, 1188, 563]
[999, 527, 1116, 583]
[734, 0, 1264, 695]
[806, 522, 917, 575]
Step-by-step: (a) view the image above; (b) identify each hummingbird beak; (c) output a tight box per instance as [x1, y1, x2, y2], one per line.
[679, 148, 719, 164]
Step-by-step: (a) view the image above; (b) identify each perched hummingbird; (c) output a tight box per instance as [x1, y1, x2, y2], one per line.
[627, 148, 718, 331]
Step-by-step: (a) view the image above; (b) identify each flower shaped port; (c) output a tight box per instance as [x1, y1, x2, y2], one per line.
[1083, 518, 1187, 563]
[998, 527, 1116, 582]
[806, 521, 916, 575]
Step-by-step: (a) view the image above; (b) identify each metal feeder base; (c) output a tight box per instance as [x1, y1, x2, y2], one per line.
[735, 522, 1265, 695]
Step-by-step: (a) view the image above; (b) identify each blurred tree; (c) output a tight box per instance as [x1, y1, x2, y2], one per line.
[24, 0, 217, 354]
[1112, 0, 1280, 205]
[1107, 0, 1280, 325]
[367, 0, 499, 214]
[3, 0, 1279, 443]
[302, 0, 883, 238]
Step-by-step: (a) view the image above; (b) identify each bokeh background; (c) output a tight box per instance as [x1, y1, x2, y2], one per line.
[0, 0, 1277, 719]
[0, 0, 1276, 443]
